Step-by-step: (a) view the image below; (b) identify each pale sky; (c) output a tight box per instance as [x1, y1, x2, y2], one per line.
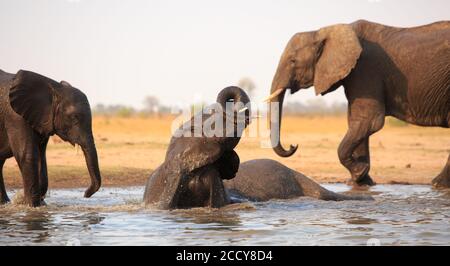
[0, 0, 448, 108]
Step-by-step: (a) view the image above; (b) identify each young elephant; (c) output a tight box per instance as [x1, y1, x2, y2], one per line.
[224, 159, 371, 201]
[144, 86, 251, 209]
[0, 69, 102, 207]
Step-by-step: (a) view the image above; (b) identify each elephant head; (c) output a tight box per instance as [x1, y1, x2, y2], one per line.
[9, 70, 101, 197]
[267, 24, 362, 157]
[144, 86, 251, 209]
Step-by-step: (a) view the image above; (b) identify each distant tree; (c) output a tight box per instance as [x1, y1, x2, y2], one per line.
[93, 103, 106, 115]
[305, 98, 328, 113]
[329, 101, 347, 114]
[117, 106, 135, 118]
[238, 77, 256, 98]
[143, 95, 160, 113]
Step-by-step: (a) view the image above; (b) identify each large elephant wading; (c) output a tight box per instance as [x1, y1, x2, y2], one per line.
[266, 20, 450, 187]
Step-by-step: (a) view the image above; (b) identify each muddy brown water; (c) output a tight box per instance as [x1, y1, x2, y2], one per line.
[0, 184, 449, 245]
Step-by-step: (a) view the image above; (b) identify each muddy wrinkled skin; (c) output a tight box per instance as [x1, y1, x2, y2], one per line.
[0, 70, 102, 207]
[266, 20, 450, 188]
[144, 86, 251, 209]
[225, 159, 373, 201]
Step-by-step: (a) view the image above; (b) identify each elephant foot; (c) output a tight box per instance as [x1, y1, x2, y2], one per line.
[346, 176, 376, 189]
[29, 200, 44, 207]
[0, 196, 10, 205]
[346, 163, 376, 188]
[356, 174, 376, 187]
[432, 171, 450, 189]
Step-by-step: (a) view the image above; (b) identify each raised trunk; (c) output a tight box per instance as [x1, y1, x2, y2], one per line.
[216, 86, 251, 142]
[269, 88, 298, 157]
[216, 86, 251, 111]
[81, 134, 102, 198]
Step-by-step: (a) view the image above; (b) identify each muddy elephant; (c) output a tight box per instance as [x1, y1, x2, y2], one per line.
[144, 86, 251, 209]
[0, 69, 102, 207]
[266, 20, 450, 187]
[225, 159, 371, 201]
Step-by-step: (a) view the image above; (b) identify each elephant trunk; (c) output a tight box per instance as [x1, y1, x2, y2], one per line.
[216, 86, 251, 126]
[216, 86, 251, 110]
[80, 133, 102, 198]
[268, 86, 298, 158]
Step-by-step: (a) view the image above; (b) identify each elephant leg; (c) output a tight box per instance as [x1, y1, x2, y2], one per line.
[0, 159, 9, 204]
[350, 137, 375, 186]
[38, 138, 49, 200]
[432, 153, 450, 189]
[15, 154, 41, 207]
[9, 134, 42, 207]
[338, 102, 385, 187]
[206, 168, 229, 208]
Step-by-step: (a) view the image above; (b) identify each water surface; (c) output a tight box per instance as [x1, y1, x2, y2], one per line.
[1, 184, 449, 245]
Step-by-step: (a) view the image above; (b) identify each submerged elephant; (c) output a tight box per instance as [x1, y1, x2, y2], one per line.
[266, 20, 450, 187]
[0, 69, 102, 207]
[225, 159, 370, 202]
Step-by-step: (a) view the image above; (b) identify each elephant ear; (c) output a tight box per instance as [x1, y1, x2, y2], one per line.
[9, 70, 57, 136]
[155, 138, 223, 209]
[313, 24, 362, 95]
[166, 136, 223, 174]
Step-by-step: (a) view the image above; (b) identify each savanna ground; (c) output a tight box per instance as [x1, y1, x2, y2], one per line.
[3, 115, 449, 189]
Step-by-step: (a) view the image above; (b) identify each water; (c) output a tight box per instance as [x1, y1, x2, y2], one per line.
[1, 184, 449, 246]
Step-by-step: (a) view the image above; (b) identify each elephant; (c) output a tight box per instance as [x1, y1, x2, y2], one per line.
[0, 69, 102, 207]
[144, 86, 251, 209]
[224, 159, 372, 202]
[143, 87, 371, 209]
[265, 20, 450, 188]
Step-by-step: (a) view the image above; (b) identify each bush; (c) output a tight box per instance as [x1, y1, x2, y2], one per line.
[116, 107, 135, 118]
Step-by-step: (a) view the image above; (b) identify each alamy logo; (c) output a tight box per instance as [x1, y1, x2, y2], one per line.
[170, 102, 283, 149]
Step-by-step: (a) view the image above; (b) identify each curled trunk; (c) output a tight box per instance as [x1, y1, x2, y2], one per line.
[269, 89, 298, 157]
[216, 86, 251, 112]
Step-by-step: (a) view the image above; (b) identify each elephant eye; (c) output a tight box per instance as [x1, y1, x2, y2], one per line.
[71, 114, 80, 124]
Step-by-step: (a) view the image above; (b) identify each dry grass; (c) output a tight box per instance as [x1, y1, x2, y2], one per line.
[3, 115, 449, 189]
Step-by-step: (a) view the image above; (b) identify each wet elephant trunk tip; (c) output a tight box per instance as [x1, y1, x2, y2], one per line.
[84, 178, 101, 198]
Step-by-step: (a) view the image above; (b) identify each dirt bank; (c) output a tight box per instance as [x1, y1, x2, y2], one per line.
[4, 115, 449, 189]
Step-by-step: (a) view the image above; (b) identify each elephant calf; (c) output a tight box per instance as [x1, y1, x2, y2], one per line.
[144, 86, 251, 209]
[0, 69, 102, 207]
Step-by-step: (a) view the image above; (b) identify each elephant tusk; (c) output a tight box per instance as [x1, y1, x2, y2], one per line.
[238, 107, 249, 113]
[263, 88, 284, 103]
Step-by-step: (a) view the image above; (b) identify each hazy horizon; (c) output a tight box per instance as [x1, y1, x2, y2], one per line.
[1, 0, 449, 108]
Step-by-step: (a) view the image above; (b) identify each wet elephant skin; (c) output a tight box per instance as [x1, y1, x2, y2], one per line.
[0, 69, 102, 207]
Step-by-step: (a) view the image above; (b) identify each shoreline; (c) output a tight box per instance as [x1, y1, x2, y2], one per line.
[3, 169, 433, 190]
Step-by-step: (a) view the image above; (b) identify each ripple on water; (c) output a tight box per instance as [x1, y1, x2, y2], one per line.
[1, 184, 450, 245]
